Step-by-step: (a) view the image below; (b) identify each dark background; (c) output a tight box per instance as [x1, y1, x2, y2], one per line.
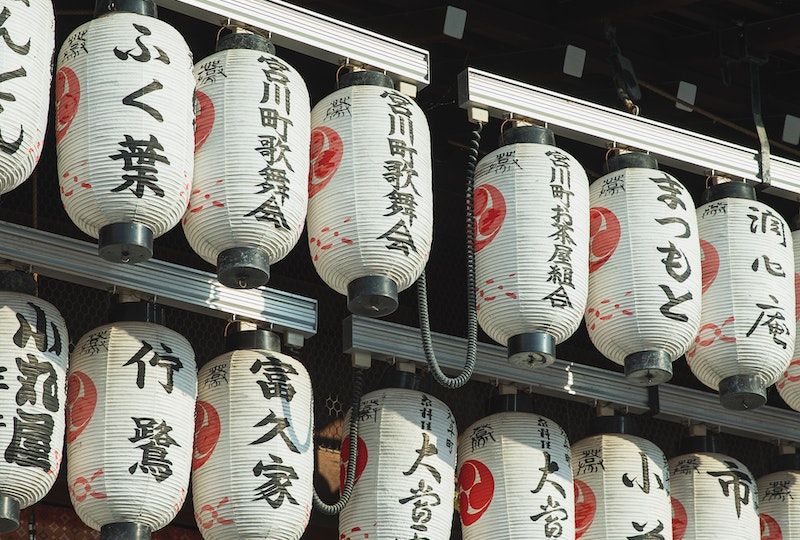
[5, 0, 800, 537]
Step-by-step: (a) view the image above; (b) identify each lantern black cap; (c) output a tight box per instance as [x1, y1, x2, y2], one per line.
[0, 270, 36, 295]
[604, 151, 658, 173]
[718, 374, 766, 410]
[0, 496, 20, 534]
[500, 125, 555, 146]
[109, 299, 164, 325]
[679, 433, 722, 454]
[702, 181, 757, 203]
[99, 222, 154, 265]
[338, 70, 394, 90]
[488, 391, 534, 414]
[589, 414, 639, 436]
[386, 368, 420, 390]
[224, 329, 281, 353]
[624, 350, 672, 386]
[94, 0, 157, 17]
[217, 32, 275, 54]
[347, 276, 399, 318]
[770, 452, 800, 473]
[101, 522, 151, 540]
[217, 247, 271, 290]
[507, 332, 555, 368]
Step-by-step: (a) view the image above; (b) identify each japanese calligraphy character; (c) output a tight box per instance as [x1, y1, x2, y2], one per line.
[657, 241, 691, 282]
[470, 424, 496, 451]
[14, 302, 62, 356]
[622, 452, 664, 494]
[196, 59, 227, 85]
[0, 366, 7, 391]
[109, 134, 169, 198]
[122, 80, 164, 122]
[254, 135, 292, 170]
[403, 433, 441, 483]
[748, 206, 787, 246]
[546, 150, 571, 186]
[114, 23, 170, 64]
[599, 175, 625, 197]
[702, 201, 727, 217]
[383, 160, 419, 194]
[399, 479, 441, 532]
[260, 107, 293, 140]
[16, 354, 58, 412]
[378, 220, 417, 256]
[532, 452, 566, 497]
[246, 196, 289, 229]
[123, 341, 183, 393]
[707, 461, 753, 518]
[671, 457, 699, 476]
[202, 364, 228, 389]
[651, 174, 686, 210]
[380, 90, 414, 118]
[256, 165, 290, 203]
[128, 417, 180, 482]
[4, 409, 53, 471]
[548, 245, 573, 266]
[0, 67, 25, 154]
[763, 479, 793, 502]
[576, 448, 604, 475]
[628, 520, 665, 540]
[655, 216, 691, 239]
[250, 356, 297, 401]
[751, 255, 786, 277]
[530, 496, 569, 538]
[546, 265, 574, 289]
[80, 330, 109, 356]
[746, 295, 790, 349]
[659, 285, 692, 323]
[388, 139, 417, 162]
[324, 96, 351, 120]
[384, 190, 418, 225]
[63, 30, 87, 59]
[0, 7, 30, 55]
[250, 410, 299, 453]
[543, 286, 573, 309]
[252, 453, 299, 508]
[549, 206, 575, 245]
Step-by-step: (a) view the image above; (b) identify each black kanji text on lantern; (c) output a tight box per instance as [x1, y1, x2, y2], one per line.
[128, 417, 180, 482]
[123, 340, 183, 393]
[0, 1, 30, 155]
[544, 150, 576, 309]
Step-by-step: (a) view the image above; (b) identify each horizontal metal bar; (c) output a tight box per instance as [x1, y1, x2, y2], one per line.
[458, 67, 800, 200]
[344, 315, 800, 443]
[157, 0, 430, 88]
[0, 221, 318, 337]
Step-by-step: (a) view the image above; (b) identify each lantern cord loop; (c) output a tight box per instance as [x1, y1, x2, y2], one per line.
[312, 367, 365, 515]
[415, 122, 483, 389]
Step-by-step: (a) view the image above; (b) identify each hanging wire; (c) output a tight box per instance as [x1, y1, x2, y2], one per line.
[415, 122, 483, 389]
[312, 367, 365, 515]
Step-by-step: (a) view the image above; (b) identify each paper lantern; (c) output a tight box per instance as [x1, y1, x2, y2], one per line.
[586, 153, 701, 385]
[474, 126, 589, 367]
[183, 32, 310, 289]
[56, 0, 195, 264]
[758, 453, 800, 540]
[457, 391, 574, 539]
[570, 416, 672, 540]
[339, 370, 456, 539]
[0, 274, 68, 533]
[669, 438, 758, 540]
[0, 0, 54, 195]
[67, 300, 196, 539]
[191, 328, 313, 539]
[776, 227, 800, 411]
[688, 181, 795, 410]
[307, 70, 432, 317]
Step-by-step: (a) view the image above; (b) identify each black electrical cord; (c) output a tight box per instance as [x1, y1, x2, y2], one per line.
[312, 367, 364, 515]
[415, 122, 483, 389]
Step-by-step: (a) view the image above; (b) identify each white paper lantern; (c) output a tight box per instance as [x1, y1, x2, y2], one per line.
[474, 126, 589, 367]
[67, 308, 196, 538]
[307, 70, 432, 317]
[0, 0, 54, 195]
[0, 290, 68, 533]
[688, 182, 795, 410]
[758, 468, 800, 540]
[457, 407, 574, 539]
[586, 154, 701, 385]
[571, 424, 672, 539]
[669, 452, 759, 540]
[191, 331, 313, 539]
[776, 228, 800, 411]
[182, 33, 310, 289]
[338, 384, 457, 539]
[56, 0, 195, 264]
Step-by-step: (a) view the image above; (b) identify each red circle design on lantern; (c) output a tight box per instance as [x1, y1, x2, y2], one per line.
[672, 497, 688, 540]
[66, 371, 97, 444]
[192, 400, 221, 471]
[308, 126, 344, 199]
[588, 207, 621, 273]
[55, 66, 80, 144]
[700, 239, 720, 294]
[339, 435, 368, 492]
[194, 90, 215, 153]
[457, 459, 494, 526]
[761, 513, 783, 540]
[574, 479, 596, 539]
[473, 184, 506, 252]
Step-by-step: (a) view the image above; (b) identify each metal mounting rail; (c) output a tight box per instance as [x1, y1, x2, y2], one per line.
[0, 221, 318, 337]
[344, 315, 800, 444]
[458, 67, 800, 200]
[157, 0, 430, 89]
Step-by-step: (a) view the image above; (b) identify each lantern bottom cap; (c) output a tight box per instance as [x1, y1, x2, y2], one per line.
[100, 522, 151, 540]
[624, 350, 673, 386]
[0, 495, 19, 533]
[718, 374, 767, 410]
[98, 222, 154, 264]
[507, 332, 555, 368]
[347, 276, 398, 317]
[217, 247, 271, 289]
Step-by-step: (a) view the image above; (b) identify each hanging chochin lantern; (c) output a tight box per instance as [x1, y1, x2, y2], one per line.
[182, 31, 310, 289]
[776, 221, 800, 411]
[457, 387, 574, 539]
[688, 179, 795, 410]
[757, 448, 800, 540]
[586, 152, 701, 385]
[66, 297, 196, 540]
[570, 411, 671, 540]
[474, 125, 589, 367]
[338, 365, 456, 539]
[307, 69, 432, 317]
[191, 324, 313, 539]
[0, 271, 68, 533]
[0, 0, 54, 195]
[668, 427, 759, 540]
[56, 0, 195, 264]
